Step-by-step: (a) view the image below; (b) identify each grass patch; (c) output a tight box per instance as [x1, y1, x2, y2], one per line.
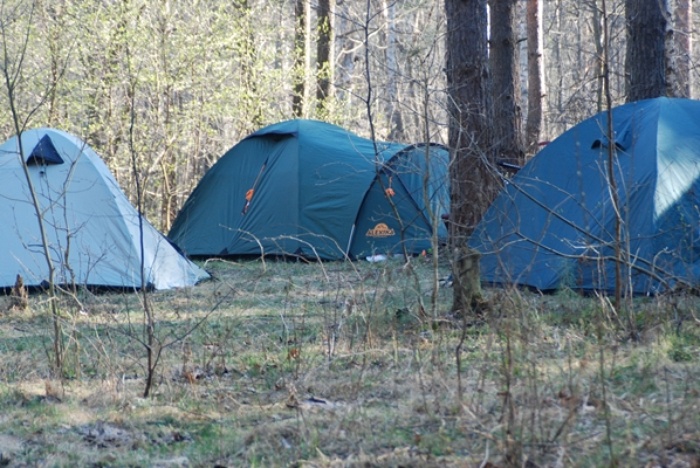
[0, 259, 697, 466]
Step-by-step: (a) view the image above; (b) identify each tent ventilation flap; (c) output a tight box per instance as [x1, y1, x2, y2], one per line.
[27, 135, 64, 166]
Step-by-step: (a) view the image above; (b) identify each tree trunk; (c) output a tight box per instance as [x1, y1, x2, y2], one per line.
[489, 0, 524, 165]
[445, 0, 495, 315]
[625, 0, 668, 102]
[552, 0, 564, 119]
[316, 0, 335, 113]
[592, 1, 605, 112]
[293, 0, 311, 117]
[525, 0, 546, 155]
[669, 0, 692, 97]
[383, 0, 404, 141]
[235, 0, 263, 132]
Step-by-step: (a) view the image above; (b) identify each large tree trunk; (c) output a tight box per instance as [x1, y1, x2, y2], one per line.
[293, 0, 311, 117]
[525, 0, 546, 155]
[316, 0, 335, 113]
[625, 0, 668, 102]
[489, 0, 524, 165]
[445, 0, 495, 315]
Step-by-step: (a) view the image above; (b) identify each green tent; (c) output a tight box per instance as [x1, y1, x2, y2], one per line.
[169, 119, 449, 259]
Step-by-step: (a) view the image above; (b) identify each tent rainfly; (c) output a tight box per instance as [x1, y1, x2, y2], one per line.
[169, 119, 450, 260]
[0, 128, 209, 290]
[469, 97, 700, 294]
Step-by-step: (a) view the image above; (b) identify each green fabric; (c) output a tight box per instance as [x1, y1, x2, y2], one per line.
[169, 120, 449, 259]
[352, 144, 449, 256]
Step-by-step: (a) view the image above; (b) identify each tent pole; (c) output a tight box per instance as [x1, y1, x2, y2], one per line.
[345, 224, 356, 257]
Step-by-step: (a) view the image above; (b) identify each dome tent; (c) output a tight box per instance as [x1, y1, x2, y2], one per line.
[469, 97, 700, 294]
[169, 119, 449, 260]
[0, 128, 209, 290]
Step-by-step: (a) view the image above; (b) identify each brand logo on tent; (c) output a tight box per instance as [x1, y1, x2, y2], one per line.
[366, 223, 395, 238]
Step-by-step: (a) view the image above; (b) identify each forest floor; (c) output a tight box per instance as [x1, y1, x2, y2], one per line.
[0, 257, 698, 467]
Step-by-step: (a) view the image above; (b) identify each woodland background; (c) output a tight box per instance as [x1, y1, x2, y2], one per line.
[0, 2, 699, 466]
[2, 0, 691, 232]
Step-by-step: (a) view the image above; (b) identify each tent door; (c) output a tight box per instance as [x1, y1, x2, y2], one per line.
[350, 171, 433, 257]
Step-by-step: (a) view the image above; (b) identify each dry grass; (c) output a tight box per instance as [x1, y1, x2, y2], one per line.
[0, 257, 698, 467]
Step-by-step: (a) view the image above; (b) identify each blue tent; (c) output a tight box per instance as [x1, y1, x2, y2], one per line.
[469, 97, 700, 294]
[0, 128, 209, 290]
[169, 120, 449, 259]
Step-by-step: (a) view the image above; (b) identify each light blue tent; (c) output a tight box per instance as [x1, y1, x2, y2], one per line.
[469, 97, 700, 294]
[0, 128, 209, 290]
[169, 120, 449, 259]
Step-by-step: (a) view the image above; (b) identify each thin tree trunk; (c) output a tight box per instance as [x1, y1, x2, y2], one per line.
[553, 0, 564, 120]
[44, 3, 63, 127]
[316, 0, 335, 113]
[670, 0, 692, 97]
[592, 1, 605, 112]
[157, 6, 176, 232]
[1, 3, 64, 374]
[335, 2, 355, 111]
[293, 0, 311, 117]
[525, 0, 546, 155]
[382, 0, 404, 140]
[160, 154, 176, 231]
[235, 0, 263, 131]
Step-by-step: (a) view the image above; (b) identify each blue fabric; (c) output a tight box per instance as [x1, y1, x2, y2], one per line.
[469, 97, 700, 294]
[27, 135, 64, 166]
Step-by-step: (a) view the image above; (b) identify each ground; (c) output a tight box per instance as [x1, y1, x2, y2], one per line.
[0, 257, 698, 467]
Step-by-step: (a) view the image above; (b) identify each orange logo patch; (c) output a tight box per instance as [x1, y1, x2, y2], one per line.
[366, 223, 395, 238]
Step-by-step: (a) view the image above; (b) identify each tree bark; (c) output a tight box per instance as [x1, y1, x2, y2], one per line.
[625, 0, 668, 102]
[445, 0, 495, 315]
[382, 0, 404, 141]
[489, 0, 524, 165]
[552, 0, 564, 118]
[235, 0, 263, 132]
[669, 0, 692, 97]
[525, 0, 546, 155]
[293, 0, 311, 117]
[316, 0, 335, 113]
[592, 1, 605, 112]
